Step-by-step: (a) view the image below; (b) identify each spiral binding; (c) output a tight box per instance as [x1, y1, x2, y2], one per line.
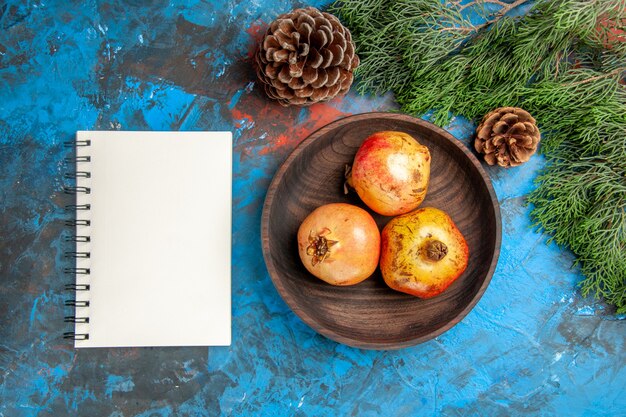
[64, 156, 91, 163]
[63, 138, 91, 342]
[64, 235, 90, 243]
[65, 283, 90, 291]
[64, 267, 90, 274]
[65, 220, 90, 227]
[63, 186, 91, 195]
[65, 204, 91, 211]
[64, 172, 91, 179]
[65, 300, 90, 307]
[65, 251, 91, 259]
[64, 316, 90, 323]
[63, 332, 89, 340]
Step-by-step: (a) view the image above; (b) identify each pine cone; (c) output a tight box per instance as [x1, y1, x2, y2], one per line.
[474, 107, 540, 167]
[255, 7, 359, 106]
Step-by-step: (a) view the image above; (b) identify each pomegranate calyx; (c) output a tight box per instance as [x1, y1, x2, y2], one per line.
[424, 240, 448, 261]
[307, 230, 338, 266]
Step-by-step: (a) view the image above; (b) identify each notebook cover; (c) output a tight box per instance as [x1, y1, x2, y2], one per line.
[71, 131, 232, 347]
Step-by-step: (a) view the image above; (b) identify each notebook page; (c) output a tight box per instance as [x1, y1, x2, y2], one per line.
[74, 131, 232, 347]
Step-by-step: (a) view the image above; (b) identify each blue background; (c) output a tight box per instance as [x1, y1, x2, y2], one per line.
[1, 0, 624, 415]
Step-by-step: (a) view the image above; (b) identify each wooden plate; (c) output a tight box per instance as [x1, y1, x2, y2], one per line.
[261, 112, 501, 349]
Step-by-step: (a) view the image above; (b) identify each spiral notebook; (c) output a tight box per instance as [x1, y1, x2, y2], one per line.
[64, 131, 232, 348]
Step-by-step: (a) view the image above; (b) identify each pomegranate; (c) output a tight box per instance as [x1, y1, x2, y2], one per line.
[346, 131, 431, 216]
[380, 207, 469, 298]
[297, 203, 380, 286]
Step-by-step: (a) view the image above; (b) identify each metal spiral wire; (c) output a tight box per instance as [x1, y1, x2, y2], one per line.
[63, 138, 91, 342]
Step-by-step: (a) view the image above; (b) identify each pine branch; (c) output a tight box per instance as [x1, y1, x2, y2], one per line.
[333, 0, 626, 313]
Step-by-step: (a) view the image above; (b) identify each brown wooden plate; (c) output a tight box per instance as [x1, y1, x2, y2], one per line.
[261, 112, 501, 349]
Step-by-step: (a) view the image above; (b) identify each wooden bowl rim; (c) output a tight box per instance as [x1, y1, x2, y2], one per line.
[261, 112, 502, 349]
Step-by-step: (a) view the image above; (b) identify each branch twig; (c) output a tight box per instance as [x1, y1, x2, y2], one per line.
[457, 0, 510, 12]
[569, 67, 626, 86]
[443, 0, 531, 33]
[555, 52, 562, 78]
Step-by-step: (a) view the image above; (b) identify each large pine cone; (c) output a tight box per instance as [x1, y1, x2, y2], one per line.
[474, 107, 540, 167]
[255, 7, 359, 106]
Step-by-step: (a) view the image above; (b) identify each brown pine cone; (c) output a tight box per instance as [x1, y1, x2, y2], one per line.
[255, 7, 359, 106]
[474, 107, 540, 167]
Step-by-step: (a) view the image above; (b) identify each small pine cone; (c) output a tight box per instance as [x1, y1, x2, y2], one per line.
[474, 107, 540, 167]
[255, 7, 359, 106]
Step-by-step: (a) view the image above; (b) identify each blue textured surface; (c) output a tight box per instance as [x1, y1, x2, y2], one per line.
[1, 1, 624, 416]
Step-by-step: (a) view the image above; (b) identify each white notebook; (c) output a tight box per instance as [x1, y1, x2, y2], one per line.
[66, 131, 232, 348]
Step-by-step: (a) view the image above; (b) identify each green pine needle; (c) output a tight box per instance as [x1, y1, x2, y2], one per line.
[331, 0, 626, 313]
